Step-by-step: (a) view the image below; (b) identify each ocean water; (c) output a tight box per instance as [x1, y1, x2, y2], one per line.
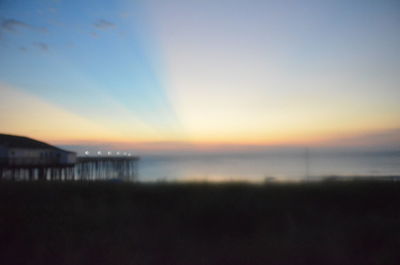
[138, 151, 400, 182]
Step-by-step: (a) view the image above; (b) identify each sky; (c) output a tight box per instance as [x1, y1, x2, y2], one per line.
[0, 0, 399, 154]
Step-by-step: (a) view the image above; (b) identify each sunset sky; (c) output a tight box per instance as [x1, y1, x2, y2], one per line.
[1, 0, 399, 153]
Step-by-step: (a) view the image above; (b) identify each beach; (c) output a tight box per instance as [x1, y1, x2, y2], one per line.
[1, 180, 399, 265]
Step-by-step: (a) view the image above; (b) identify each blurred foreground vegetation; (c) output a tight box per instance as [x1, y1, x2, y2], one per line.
[1, 180, 400, 265]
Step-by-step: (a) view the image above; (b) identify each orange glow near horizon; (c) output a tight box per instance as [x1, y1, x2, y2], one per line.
[1, 83, 399, 153]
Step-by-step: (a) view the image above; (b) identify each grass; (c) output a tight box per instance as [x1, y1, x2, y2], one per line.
[0, 180, 400, 265]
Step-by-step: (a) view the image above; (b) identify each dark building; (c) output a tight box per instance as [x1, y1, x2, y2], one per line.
[0, 133, 76, 167]
[0, 134, 76, 180]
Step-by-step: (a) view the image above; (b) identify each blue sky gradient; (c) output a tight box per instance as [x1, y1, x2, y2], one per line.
[1, 0, 399, 153]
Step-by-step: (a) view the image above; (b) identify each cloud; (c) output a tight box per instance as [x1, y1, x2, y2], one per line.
[1, 18, 30, 32]
[48, 7, 57, 13]
[1, 18, 47, 33]
[323, 128, 400, 150]
[93, 19, 115, 30]
[33, 42, 48, 51]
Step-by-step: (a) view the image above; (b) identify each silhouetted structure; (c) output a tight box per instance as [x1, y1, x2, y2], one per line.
[0, 134, 138, 181]
[76, 156, 137, 181]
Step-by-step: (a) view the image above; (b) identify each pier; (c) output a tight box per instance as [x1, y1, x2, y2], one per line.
[0, 156, 139, 181]
[76, 156, 138, 181]
[0, 134, 139, 181]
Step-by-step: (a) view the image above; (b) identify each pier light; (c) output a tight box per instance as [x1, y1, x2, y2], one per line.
[85, 151, 89, 156]
[116, 152, 120, 155]
[97, 151, 102, 155]
[107, 151, 111, 155]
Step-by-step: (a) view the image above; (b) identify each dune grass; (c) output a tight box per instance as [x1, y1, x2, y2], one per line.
[0, 180, 399, 265]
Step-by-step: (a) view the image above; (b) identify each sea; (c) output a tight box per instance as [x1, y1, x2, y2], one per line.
[137, 150, 400, 182]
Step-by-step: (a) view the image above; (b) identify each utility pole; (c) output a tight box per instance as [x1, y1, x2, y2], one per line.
[305, 147, 310, 181]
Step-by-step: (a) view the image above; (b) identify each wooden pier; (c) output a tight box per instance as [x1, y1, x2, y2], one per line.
[76, 156, 138, 181]
[0, 134, 139, 181]
[0, 156, 139, 181]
